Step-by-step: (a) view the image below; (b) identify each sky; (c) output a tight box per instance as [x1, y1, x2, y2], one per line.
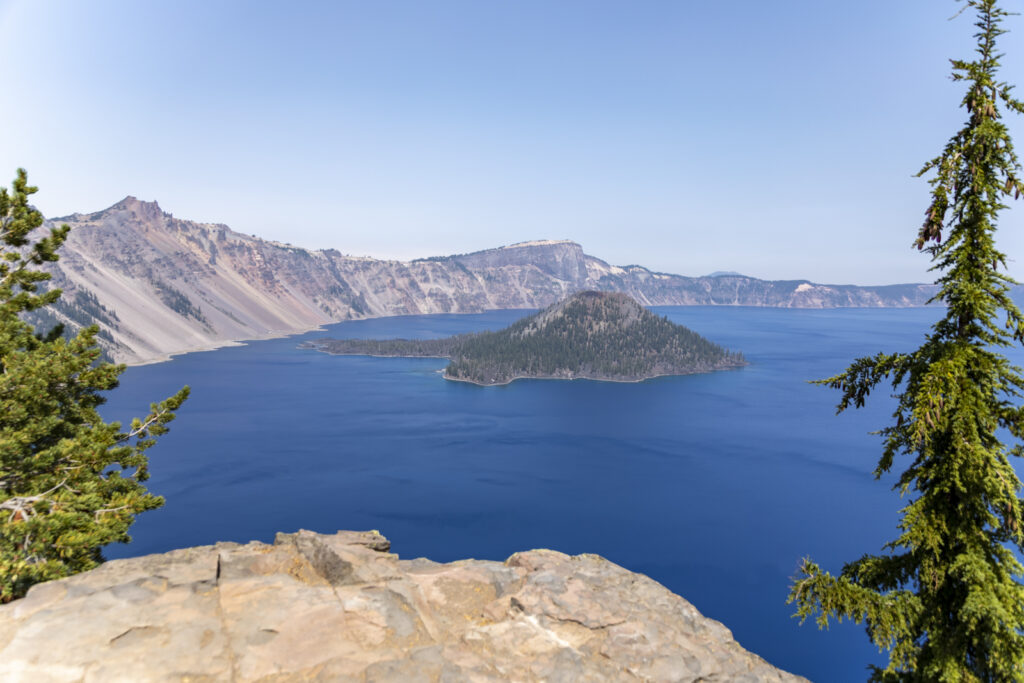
[1, 1, 1023, 285]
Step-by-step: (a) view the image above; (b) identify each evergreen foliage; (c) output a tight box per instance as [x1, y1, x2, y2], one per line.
[22, 287, 124, 363]
[150, 278, 207, 325]
[0, 170, 189, 603]
[312, 290, 745, 385]
[788, 2, 1024, 679]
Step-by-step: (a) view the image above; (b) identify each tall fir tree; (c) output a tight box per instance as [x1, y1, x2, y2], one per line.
[0, 169, 189, 603]
[789, 1, 1024, 680]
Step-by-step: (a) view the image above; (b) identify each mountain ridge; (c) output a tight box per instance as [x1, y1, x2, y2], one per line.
[36, 196, 940, 365]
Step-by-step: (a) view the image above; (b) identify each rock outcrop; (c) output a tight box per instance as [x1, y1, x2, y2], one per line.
[0, 530, 805, 682]
[38, 197, 938, 365]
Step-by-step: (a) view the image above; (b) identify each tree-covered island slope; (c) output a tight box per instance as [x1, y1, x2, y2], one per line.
[306, 290, 746, 385]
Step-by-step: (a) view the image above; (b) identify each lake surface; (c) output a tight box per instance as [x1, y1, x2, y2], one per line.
[100, 305, 999, 681]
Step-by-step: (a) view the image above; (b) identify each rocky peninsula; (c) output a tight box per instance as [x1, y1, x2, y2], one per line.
[0, 530, 804, 681]
[306, 291, 746, 385]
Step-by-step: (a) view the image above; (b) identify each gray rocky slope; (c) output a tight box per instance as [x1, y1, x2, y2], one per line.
[0, 530, 806, 682]
[41, 197, 937, 364]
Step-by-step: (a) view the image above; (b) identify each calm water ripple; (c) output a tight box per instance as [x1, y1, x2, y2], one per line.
[101, 306, 1006, 681]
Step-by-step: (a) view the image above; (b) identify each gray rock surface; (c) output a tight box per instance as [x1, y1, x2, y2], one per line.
[38, 197, 937, 365]
[0, 530, 807, 682]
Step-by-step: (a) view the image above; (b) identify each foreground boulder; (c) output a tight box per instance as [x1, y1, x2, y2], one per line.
[0, 530, 805, 682]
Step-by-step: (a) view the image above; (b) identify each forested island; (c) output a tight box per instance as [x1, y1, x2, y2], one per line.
[304, 291, 746, 385]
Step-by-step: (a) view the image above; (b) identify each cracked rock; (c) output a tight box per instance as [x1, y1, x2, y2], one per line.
[0, 530, 806, 682]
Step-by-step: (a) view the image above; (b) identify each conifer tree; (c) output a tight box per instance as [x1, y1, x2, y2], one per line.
[0, 169, 188, 602]
[789, 2, 1024, 679]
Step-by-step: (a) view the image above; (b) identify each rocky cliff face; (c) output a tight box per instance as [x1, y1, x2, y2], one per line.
[40, 197, 938, 364]
[0, 530, 805, 682]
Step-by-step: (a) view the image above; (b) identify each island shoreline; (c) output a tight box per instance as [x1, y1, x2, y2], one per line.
[302, 291, 750, 385]
[124, 302, 940, 367]
[440, 365, 747, 387]
[301, 346, 747, 386]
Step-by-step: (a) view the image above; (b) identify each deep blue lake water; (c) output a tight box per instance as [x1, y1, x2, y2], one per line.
[99, 305, 1012, 681]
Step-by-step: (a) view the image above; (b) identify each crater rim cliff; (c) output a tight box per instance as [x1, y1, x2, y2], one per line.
[36, 196, 939, 365]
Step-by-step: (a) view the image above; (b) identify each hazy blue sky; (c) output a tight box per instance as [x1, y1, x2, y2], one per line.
[2, 1, 1022, 284]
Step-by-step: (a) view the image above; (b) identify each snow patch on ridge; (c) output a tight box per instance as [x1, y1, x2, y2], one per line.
[504, 239, 576, 249]
[585, 259, 627, 277]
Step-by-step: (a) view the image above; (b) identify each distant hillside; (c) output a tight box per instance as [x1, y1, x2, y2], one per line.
[307, 291, 746, 385]
[36, 197, 939, 364]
